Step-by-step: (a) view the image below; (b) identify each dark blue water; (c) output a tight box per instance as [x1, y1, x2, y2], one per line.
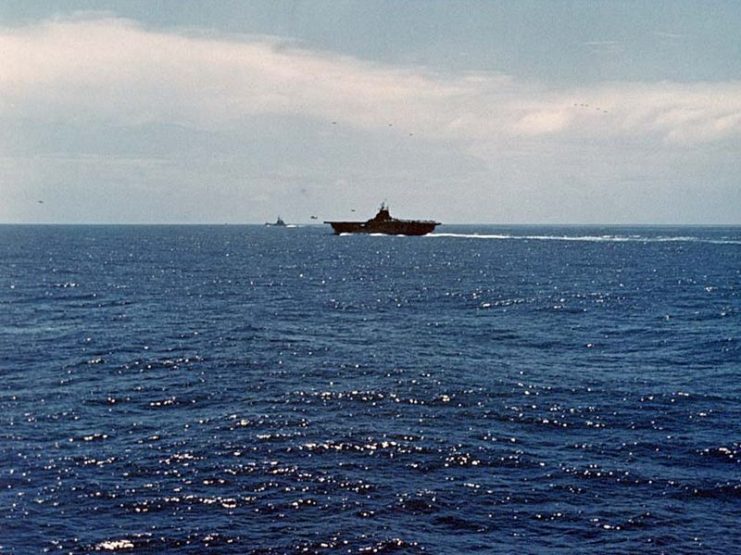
[1, 225, 739, 554]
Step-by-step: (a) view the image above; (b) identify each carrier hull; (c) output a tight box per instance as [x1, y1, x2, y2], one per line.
[325, 205, 440, 236]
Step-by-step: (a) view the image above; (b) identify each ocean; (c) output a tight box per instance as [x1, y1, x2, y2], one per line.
[1, 224, 739, 554]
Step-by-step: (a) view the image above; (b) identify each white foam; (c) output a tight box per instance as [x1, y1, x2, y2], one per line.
[425, 232, 741, 245]
[96, 539, 134, 550]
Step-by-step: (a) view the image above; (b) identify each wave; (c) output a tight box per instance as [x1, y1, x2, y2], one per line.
[426, 233, 741, 245]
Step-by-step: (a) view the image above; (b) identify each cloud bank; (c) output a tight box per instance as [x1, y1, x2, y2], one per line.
[2, 16, 740, 148]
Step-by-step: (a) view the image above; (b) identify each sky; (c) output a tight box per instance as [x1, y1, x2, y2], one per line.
[1, 0, 740, 224]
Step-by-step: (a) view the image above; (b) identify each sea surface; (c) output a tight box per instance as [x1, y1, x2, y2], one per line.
[1, 225, 739, 554]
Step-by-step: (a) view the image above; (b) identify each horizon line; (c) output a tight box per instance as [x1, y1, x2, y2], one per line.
[1, 222, 739, 228]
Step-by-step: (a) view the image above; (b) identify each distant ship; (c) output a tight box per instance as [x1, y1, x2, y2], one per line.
[324, 204, 440, 236]
[265, 216, 287, 227]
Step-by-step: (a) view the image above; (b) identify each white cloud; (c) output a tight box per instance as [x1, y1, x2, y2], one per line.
[0, 16, 465, 132]
[1, 15, 740, 150]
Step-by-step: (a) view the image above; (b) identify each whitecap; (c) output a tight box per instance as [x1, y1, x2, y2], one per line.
[96, 539, 134, 550]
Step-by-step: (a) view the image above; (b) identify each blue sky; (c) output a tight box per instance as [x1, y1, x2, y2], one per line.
[1, 1, 739, 223]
